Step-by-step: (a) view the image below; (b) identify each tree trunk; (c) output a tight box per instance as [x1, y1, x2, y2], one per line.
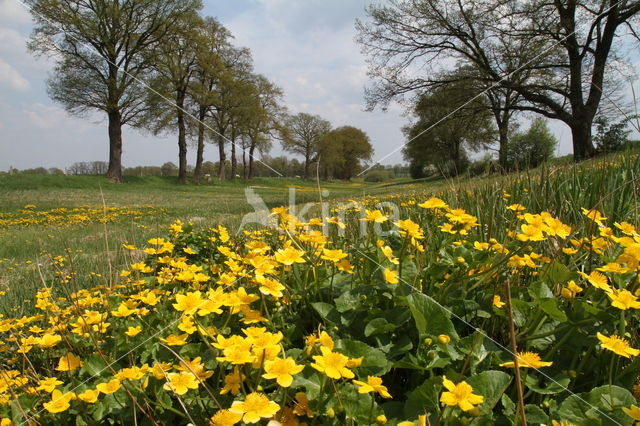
[106, 109, 124, 183]
[230, 131, 237, 179]
[242, 148, 247, 179]
[571, 119, 596, 161]
[192, 106, 207, 184]
[217, 135, 226, 180]
[176, 92, 188, 184]
[304, 157, 310, 180]
[497, 122, 509, 172]
[248, 143, 256, 180]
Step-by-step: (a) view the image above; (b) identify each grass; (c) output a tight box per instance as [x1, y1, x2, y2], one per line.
[0, 175, 409, 309]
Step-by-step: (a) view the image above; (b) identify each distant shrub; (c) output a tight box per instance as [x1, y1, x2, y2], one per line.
[364, 170, 394, 182]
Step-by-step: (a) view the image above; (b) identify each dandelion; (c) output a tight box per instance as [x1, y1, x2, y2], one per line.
[439, 376, 484, 411]
[597, 332, 640, 358]
[352, 376, 392, 398]
[229, 392, 280, 424]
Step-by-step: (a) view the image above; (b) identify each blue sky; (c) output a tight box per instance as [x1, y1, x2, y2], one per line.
[0, 0, 635, 172]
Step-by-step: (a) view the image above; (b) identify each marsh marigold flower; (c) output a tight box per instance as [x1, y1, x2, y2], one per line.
[229, 392, 280, 424]
[96, 379, 121, 394]
[262, 357, 304, 387]
[492, 295, 506, 308]
[210, 409, 243, 426]
[274, 247, 305, 265]
[607, 289, 640, 310]
[597, 332, 640, 358]
[352, 376, 392, 398]
[77, 389, 100, 404]
[56, 353, 83, 371]
[163, 372, 199, 395]
[419, 197, 448, 209]
[363, 209, 388, 223]
[173, 291, 204, 315]
[622, 404, 640, 421]
[439, 376, 484, 411]
[43, 389, 75, 413]
[311, 347, 355, 379]
[499, 352, 552, 368]
[383, 268, 399, 284]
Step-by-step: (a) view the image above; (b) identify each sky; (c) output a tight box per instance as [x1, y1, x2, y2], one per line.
[0, 0, 635, 172]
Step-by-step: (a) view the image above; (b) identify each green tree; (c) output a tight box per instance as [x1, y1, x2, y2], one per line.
[403, 80, 495, 177]
[506, 118, 558, 170]
[357, 0, 640, 161]
[593, 117, 631, 154]
[140, 11, 203, 184]
[280, 113, 332, 179]
[317, 126, 374, 180]
[28, 0, 202, 182]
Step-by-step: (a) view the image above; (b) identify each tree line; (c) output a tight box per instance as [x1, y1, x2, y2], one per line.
[356, 0, 640, 177]
[27, 0, 373, 183]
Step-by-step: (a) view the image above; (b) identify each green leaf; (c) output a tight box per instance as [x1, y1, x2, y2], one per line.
[365, 317, 397, 337]
[335, 339, 392, 376]
[311, 302, 342, 325]
[528, 281, 554, 300]
[525, 372, 571, 395]
[292, 370, 323, 400]
[466, 370, 512, 416]
[545, 260, 574, 284]
[525, 404, 549, 423]
[81, 353, 110, 377]
[557, 385, 636, 425]
[538, 298, 568, 322]
[406, 292, 458, 339]
[342, 384, 376, 424]
[404, 376, 441, 419]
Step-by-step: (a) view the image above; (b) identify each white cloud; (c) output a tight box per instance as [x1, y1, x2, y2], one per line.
[23, 103, 70, 128]
[0, 58, 30, 91]
[0, 0, 32, 26]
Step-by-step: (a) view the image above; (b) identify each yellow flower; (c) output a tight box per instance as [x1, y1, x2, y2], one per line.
[321, 248, 348, 263]
[596, 332, 640, 358]
[352, 376, 392, 398]
[439, 376, 484, 411]
[43, 389, 75, 413]
[163, 372, 199, 395]
[210, 409, 243, 426]
[492, 295, 506, 308]
[578, 271, 612, 292]
[383, 268, 399, 284]
[310, 347, 355, 379]
[561, 280, 583, 299]
[499, 352, 553, 368]
[56, 353, 83, 371]
[622, 404, 640, 421]
[419, 197, 448, 209]
[173, 291, 204, 315]
[229, 392, 280, 424]
[376, 414, 388, 424]
[381, 246, 399, 265]
[438, 334, 451, 345]
[36, 377, 63, 393]
[607, 289, 640, 310]
[293, 392, 314, 418]
[125, 326, 142, 337]
[581, 207, 607, 225]
[160, 333, 189, 346]
[221, 368, 244, 395]
[96, 378, 121, 394]
[363, 209, 388, 223]
[77, 389, 100, 403]
[38, 333, 62, 348]
[551, 421, 577, 426]
[507, 203, 526, 211]
[275, 247, 305, 265]
[262, 357, 304, 387]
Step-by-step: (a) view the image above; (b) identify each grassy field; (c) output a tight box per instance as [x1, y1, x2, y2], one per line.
[0, 174, 420, 309]
[1, 153, 640, 424]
